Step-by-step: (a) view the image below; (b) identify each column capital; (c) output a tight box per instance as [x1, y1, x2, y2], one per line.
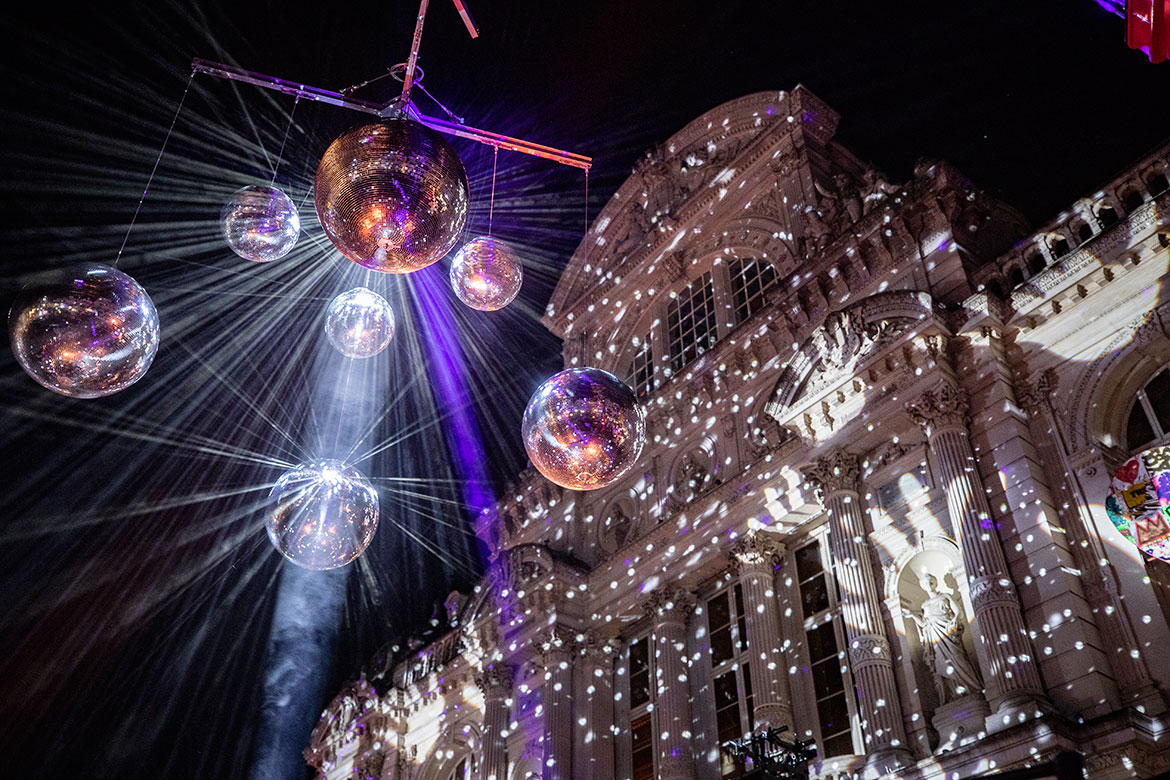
[577, 630, 622, 660]
[474, 663, 514, 696]
[729, 531, 784, 573]
[906, 381, 968, 436]
[640, 585, 696, 622]
[535, 625, 580, 659]
[802, 447, 860, 496]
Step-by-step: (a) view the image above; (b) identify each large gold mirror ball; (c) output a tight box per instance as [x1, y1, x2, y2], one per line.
[314, 120, 470, 273]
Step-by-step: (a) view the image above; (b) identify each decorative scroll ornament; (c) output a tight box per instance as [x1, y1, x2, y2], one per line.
[802, 448, 861, 496]
[1106, 444, 1170, 562]
[905, 382, 969, 436]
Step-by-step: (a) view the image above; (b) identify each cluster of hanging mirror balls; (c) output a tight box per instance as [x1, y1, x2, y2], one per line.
[6, 118, 647, 569]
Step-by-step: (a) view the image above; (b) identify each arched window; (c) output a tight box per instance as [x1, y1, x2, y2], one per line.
[729, 257, 778, 324]
[1147, 171, 1170, 197]
[1123, 189, 1145, 211]
[447, 757, 470, 780]
[1125, 366, 1170, 452]
[1050, 237, 1070, 258]
[667, 272, 717, 371]
[1098, 205, 1120, 228]
[1075, 221, 1094, 243]
[627, 339, 655, 399]
[1027, 252, 1046, 275]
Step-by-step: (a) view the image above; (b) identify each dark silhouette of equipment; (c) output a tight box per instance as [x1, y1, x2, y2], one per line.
[723, 726, 817, 780]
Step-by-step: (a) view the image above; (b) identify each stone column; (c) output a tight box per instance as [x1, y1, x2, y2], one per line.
[641, 586, 697, 780]
[729, 533, 794, 731]
[803, 449, 911, 771]
[907, 382, 1046, 715]
[537, 629, 575, 780]
[574, 633, 618, 780]
[476, 664, 514, 780]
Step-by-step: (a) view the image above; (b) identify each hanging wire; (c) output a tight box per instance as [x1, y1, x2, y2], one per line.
[487, 144, 499, 237]
[115, 72, 195, 267]
[584, 168, 590, 235]
[270, 94, 301, 186]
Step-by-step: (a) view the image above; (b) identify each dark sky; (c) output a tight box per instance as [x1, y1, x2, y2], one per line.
[0, 2, 1167, 780]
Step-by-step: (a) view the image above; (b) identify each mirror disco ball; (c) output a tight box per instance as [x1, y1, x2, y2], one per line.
[314, 120, 469, 273]
[324, 287, 395, 359]
[8, 264, 159, 398]
[220, 185, 301, 262]
[266, 459, 379, 570]
[521, 368, 646, 491]
[450, 236, 524, 311]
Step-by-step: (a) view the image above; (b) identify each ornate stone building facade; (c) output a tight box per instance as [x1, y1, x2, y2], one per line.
[306, 88, 1170, 780]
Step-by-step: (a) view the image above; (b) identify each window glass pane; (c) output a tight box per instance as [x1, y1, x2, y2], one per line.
[811, 657, 844, 694]
[711, 624, 735, 667]
[823, 728, 854, 758]
[734, 583, 748, 652]
[806, 622, 838, 665]
[1127, 398, 1157, 452]
[667, 272, 717, 371]
[817, 690, 850, 743]
[628, 340, 655, 400]
[730, 257, 778, 324]
[709, 591, 734, 665]
[1146, 370, 1170, 434]
[714, 671, 742, 742]
[795, 542, 824, 581]
[800, 575, 829, 617]
[630, 638, 651, 708]
[631, 713, 654, 780]
[743, 662, 754, 732]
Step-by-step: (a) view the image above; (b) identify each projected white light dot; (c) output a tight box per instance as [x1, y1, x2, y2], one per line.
[266, 459, 379, 569]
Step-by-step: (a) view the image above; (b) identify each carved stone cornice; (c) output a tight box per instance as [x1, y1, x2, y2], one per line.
[905, 381, 969, 436]
[802, 448, 861, 496]
[474, 663, 515, 697]
[640, 586, 697, 622]
[729, 532, 784, 573]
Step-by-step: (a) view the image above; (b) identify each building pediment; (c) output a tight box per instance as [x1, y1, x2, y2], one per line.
[766, 291, 946, 440]
[545, 87, 838, 336]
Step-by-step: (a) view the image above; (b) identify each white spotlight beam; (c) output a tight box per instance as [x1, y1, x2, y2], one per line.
[190, 59, 592, 171]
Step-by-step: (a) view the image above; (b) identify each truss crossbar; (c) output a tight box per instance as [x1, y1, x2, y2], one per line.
[191, 58, 592, 171]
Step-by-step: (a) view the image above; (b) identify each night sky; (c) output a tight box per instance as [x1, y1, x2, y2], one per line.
[0, 2, 1167, 779]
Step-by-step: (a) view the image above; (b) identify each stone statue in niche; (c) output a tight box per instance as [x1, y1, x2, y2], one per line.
[605, 505, 635, 549]
[903, 573, 982, 704]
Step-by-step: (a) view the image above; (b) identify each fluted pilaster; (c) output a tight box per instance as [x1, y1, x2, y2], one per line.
[729, 533, 794, 731]
[804, 449, 910, 770]
[576, 633, 619, 780]
[475, 664, 514, 780]
[537, 629, 576, 780]
[641, 586, 697, 780]
[907, 382, 1045, 712]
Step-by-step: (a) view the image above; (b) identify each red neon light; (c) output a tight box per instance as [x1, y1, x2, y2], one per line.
[1128, 0, 1170, 63]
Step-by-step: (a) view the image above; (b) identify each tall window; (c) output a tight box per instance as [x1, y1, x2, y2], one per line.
[795, 539, 855, 758]
[1126, 366, 1170, 452]
[729, 257, 778, 324]
[707, 583, 754, 777]
[627, 340, 655, 400]
[628, 636, 655, 780]
[667, 272, 717, 371]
